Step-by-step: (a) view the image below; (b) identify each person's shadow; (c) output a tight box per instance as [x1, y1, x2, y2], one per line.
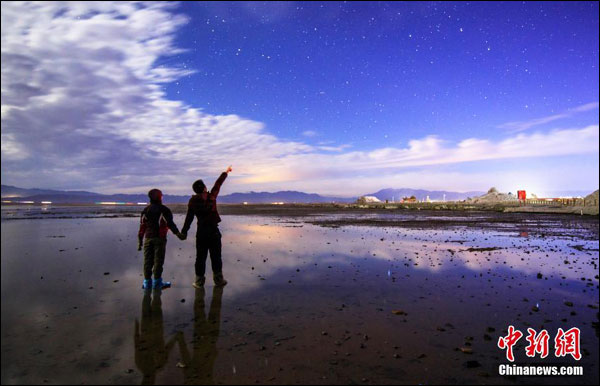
[177, 286, 224, 384]
[134, 289, 180, 385]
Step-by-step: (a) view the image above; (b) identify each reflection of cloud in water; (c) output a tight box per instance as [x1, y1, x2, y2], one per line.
[212, 218, 597, 283]
[1, 214, 598, 384]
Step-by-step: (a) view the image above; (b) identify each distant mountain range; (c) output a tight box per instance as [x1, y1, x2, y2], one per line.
[0, 185, 99, 197]
[1, 184, 484, 204]
[1, 184, 594, 204]
[0, 185, 354, 204]
[218, 191, 354, 204]
[367, 188, 484, 202]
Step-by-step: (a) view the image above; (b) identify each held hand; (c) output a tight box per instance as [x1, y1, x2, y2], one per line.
[225, 165, 232, 173]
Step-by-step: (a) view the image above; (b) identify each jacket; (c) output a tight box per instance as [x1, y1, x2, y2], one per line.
[138, 203, 180, 240]
[182, 172, 227, 235]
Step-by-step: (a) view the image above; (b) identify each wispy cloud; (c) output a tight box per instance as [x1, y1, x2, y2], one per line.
[1, 2, 598, 195]
[236, 125, 599, 183]
[571, 102, 600, 113]
[498, 102, 599, 133]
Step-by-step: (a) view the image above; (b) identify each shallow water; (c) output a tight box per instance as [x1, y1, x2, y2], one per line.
[1, 212, 598, 384]
[0, 204, 141, 220]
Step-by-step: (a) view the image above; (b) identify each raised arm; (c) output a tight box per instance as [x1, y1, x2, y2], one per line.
[210, 166, 232, 199]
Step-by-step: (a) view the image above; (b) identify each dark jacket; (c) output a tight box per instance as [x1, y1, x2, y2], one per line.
[138, 203, 180, 240]
[182, 172, 227, 235]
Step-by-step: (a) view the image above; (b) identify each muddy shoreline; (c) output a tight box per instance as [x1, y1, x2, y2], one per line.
[2, 204, 598, 240]
[2, 203, 599, 220]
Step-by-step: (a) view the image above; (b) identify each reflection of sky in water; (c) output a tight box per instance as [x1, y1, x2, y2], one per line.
[1, 213, 598, 313]
[1, 215, 598, 384]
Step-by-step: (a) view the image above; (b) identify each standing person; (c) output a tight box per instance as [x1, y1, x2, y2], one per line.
[181, 166, 232, 288]
[138, 189, 185, 290]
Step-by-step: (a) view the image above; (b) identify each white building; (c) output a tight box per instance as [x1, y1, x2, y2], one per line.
[357, 196, 382, 203]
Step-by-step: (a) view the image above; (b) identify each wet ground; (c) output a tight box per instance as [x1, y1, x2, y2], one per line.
[1, 207, 598, 384]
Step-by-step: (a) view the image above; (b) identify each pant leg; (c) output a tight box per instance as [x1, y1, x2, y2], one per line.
[195, 236, 209, 277]
[208, 229, 223, 275]
[153, 238, 167, 279]
[143, 238, 155, 280]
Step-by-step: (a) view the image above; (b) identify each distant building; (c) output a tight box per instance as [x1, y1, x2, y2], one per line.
[401, 196, 417, 203]
[356, 196, 381, 204]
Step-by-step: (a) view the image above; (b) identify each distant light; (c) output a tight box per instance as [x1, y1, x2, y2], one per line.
[137, 202, 147, 205]
[271, 202, 284, 205]
[19, 201, 35, 204]
[2, 200, 12, 203]
[97, 202, 118, 205]
[41, 201, 52, 204]
[243, 202, 248, 205]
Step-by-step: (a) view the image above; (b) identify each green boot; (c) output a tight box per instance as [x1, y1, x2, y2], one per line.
[192, 276, 205, 289]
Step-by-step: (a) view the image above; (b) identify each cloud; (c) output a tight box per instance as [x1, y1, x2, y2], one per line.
[1, 2, 598, 195]
[0, 2, 311, 189]
[571, 101, 600, 113]
[302, 130, 318, 137]
[235, 125, 599, 187]
[498, 102, 599, 133]
[1, 133, 30, 161]
[242, 157, 599, 197]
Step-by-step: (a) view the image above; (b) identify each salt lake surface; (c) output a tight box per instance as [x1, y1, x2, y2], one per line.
[1, 207, 598, 384]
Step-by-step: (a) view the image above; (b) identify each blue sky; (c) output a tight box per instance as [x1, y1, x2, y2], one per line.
[163, 2, 599, 143]
[1, 1, 598, 196]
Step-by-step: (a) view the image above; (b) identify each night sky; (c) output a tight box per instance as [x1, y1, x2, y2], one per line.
[1, 1, 598, 197]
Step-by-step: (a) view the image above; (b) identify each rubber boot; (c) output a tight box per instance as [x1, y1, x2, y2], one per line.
[214, 273, 228, 287]
[142, 279, 152, 290]
[152, 277, 171, 289]
[192, 276, 205, 289]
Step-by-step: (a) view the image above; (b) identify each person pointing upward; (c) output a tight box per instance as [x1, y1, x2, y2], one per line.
[181, 166, 232, 288]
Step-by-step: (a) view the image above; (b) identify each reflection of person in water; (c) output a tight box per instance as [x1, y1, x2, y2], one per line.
[134, 290, 180, 385]
[177, 286, 224, 384]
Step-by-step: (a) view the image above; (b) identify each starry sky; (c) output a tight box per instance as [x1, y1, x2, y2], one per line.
[1, 1, 599, 197]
